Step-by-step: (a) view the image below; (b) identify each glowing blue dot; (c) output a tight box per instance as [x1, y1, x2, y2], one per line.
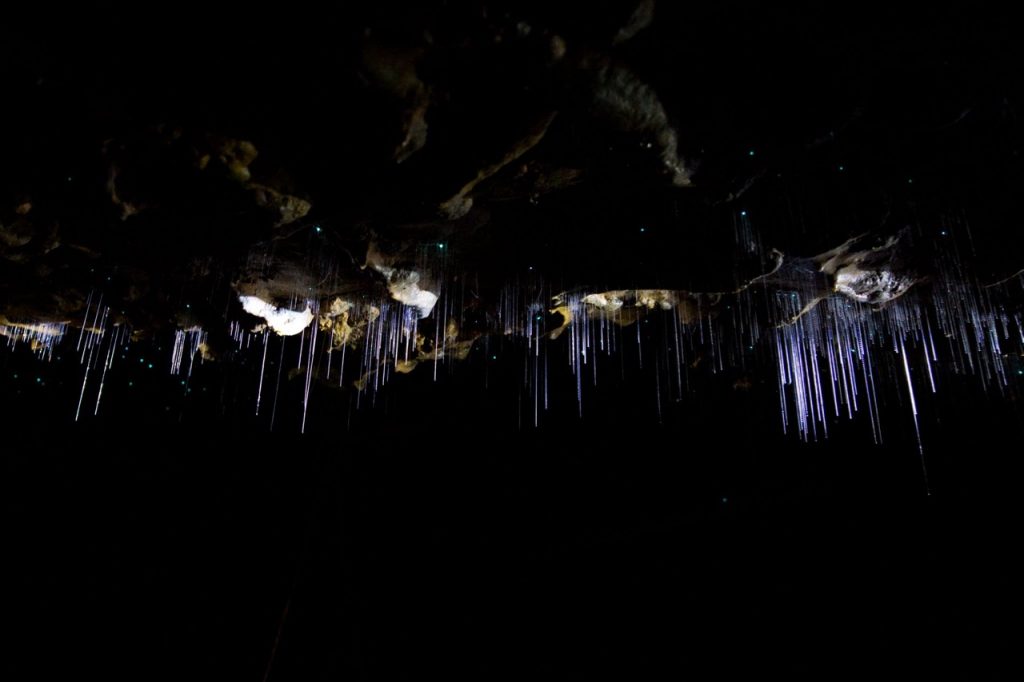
[181, 380, 186, 386]
[314, 226, 322, 233]
[491, 355, 497, 360]
[940, 231, 947, 236]
[740, 210, 747, 217]
[12, 374, 17, 379]
[128, 382, 133, 387]
[528, 266, 533, 271]
[535, 315, 542, 321]
[185, 304, 191, 309]
[147, 363, 153, 369]
[437, 243, 445, 249]
[722, 497, 729, 503]
[908, 178, 914, 184]
[639, 227, 646, 233]
[838, 165, 845, 171]
[748, 150, 755, 157]
[35, 377, 41, 383]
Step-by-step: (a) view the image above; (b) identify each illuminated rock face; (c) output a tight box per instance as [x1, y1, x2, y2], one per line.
[833, 266, 915, 305]
[369, 265, 439, 319]
[817, 232, 919, 306]
[239, 296, 314, 337]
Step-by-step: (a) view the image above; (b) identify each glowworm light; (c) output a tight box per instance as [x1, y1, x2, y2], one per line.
[2, 224, 1021, 458]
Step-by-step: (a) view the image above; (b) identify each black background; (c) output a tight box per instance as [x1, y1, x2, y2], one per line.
[3, 342, 1020, 679]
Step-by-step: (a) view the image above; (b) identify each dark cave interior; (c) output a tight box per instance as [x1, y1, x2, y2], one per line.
[2, 2, 1022, 678]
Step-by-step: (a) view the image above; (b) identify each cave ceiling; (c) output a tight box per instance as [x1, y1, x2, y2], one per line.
[2, 1, 1022, 434]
